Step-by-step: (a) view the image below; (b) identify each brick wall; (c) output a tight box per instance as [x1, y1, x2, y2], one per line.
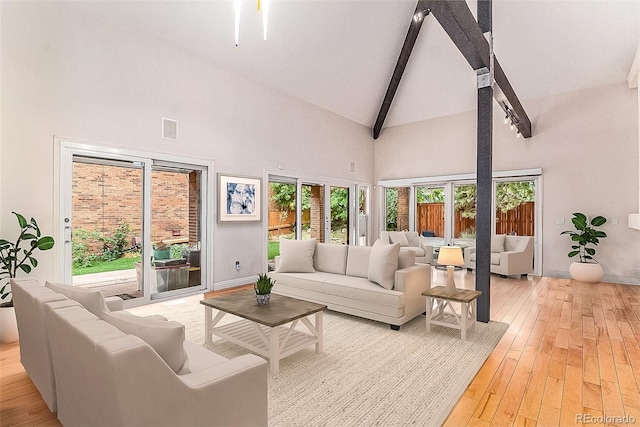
[397, 187, 410, 231]
[309, 185, 324, 241]
[72, 163, 196, 253]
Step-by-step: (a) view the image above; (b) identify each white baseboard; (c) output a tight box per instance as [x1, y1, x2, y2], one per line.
[544, 270, 640, 286]
[213, 275, 258, 291]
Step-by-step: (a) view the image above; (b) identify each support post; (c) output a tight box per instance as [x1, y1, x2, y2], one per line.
[475, 0, 492, 323]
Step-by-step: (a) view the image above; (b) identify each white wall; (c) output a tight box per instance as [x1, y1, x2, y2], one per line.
[0, 2, 374, 285]
[374, 83, 640, 284]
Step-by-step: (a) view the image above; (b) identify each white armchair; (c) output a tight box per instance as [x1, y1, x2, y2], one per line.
[379, 231, 434, 264]
[464, 234, 534, 278]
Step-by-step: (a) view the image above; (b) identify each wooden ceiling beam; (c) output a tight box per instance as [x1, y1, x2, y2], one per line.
[426, 0, 532, 138]
[372, 1, 430, 140]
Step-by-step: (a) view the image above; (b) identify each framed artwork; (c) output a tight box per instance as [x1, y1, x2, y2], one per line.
[218, 174, 261, 222]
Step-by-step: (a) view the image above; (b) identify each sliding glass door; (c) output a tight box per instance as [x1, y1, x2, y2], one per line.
[58, 140, 211, 306]
[70, 157, 145, 299]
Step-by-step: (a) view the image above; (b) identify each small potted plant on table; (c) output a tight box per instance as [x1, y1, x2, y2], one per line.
[254, 273, 275, 305]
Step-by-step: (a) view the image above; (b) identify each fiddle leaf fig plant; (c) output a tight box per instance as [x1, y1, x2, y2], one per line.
[0, 212, 55, 307]
[560, 212, 607, 264]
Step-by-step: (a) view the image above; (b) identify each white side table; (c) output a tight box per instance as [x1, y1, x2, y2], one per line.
[422, 286, 482, 341]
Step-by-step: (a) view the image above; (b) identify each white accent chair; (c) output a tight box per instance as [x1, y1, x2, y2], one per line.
[379, 231, 434, 264]
[464, 234, 534, 278]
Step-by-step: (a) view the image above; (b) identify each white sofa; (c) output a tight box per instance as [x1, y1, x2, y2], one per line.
[464, 234, 534, 277]
[379, 231, 434, 264]
[11, 278, 268, 426]
[268, 239, 431, 330]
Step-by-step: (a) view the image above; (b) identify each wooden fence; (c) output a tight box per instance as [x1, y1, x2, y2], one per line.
[417, 202, 534, 237]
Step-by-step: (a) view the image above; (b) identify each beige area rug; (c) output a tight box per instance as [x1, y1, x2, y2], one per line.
[129, 295, 508, 427]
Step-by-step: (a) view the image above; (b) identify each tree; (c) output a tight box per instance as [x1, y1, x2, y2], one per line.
[330, 188, 349, 229]
[455, 184, 477, 219]
[416, 187, 444, 203]
[269, 183, 297, 212]
[495, 182, 535, 213]
[385, 188, 398, 230]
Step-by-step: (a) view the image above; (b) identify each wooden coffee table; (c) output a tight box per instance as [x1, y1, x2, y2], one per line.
[201, 291, 326, 374]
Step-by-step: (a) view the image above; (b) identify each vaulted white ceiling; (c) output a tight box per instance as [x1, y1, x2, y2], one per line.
[69, 0, 640, 132]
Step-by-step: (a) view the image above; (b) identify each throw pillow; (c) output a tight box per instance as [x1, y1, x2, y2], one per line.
[388, 231, 409, 247]
[345, 246, 372, 278]
[276, 237, 317, 273]
[405, 231, 420, 247]
[368, 240, 400, 290]
[45, 281, 109, 318]
[102, 310, 189, 374]
[314, 243, 348, 275]
[491, 235, 506, 253]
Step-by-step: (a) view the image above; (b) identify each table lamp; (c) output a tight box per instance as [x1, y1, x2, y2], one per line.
[437, 246, 464, 293]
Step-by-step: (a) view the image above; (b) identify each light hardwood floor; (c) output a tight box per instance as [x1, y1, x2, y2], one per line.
[1, 271, 639, 427]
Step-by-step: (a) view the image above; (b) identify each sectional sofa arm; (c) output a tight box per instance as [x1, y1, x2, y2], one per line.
[105, 296, 124, 311]
[99, 337, 268, 426]
[394, 264, 431, 294]
[179, 354, 267, 388]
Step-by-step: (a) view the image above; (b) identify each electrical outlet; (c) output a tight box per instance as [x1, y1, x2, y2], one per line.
[556, 218, 565, 225]
[235, 260, 240, 270]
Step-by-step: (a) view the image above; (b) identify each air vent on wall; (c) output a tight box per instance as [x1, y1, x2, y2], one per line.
[349, 161, 356, 174]
[162, 118, 178, 140]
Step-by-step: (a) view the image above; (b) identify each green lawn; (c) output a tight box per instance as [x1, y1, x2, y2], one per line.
[73, 256, 141, 276]
[268, 241, 280, 260]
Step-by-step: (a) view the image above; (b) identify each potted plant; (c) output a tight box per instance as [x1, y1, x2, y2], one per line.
[0, 212, 55, 343]
[561, 212, 607, 283]
[153, 241, 171, 260]
[254, 273, 275, 305]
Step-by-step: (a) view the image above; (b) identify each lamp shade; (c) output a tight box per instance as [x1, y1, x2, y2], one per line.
[437, 246, 464, 266]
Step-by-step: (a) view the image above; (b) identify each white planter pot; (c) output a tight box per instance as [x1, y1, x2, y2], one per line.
[569, 262, 603, 283]
[0, 305, 19, 344]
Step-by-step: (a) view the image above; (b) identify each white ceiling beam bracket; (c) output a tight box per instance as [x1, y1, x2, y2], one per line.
[477, 67, 491, 89]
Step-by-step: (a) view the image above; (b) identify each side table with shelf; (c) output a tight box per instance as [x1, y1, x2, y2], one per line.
[422, 286, 482, 341]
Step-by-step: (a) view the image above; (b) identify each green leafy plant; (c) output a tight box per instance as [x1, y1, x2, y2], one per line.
[0, 212, 55, 307]
[99, 222, 131, 262]
[561, 213, 607, 263]
[254, 273, 275, 295]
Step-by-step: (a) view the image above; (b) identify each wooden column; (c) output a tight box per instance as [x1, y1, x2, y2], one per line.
[475, 0, 492, 323]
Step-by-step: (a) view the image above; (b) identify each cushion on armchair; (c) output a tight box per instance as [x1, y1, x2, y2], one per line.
[388, 231, 409, 247]
[491, 235, 505, 253]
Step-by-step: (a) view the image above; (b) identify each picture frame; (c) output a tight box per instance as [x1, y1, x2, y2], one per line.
[218, 174, 262, 222]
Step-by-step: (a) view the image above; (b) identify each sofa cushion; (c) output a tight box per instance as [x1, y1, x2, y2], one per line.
[400, 246, 425, 258]
[45, 281, 109, 318]
[405, 231, 420, 247]
[277, 238, 317, 273]
[491, 235, 505, 253]
[345, 246, 372, 278]
[388, 231, 409, 247]
[368, 240, 400, 290]
[469, 252, 501, 265]
[101, 311, 189, 374]
[269, 271, 339, 292]
[323, 276, 404, 308]
[313, 243, 348, 275]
